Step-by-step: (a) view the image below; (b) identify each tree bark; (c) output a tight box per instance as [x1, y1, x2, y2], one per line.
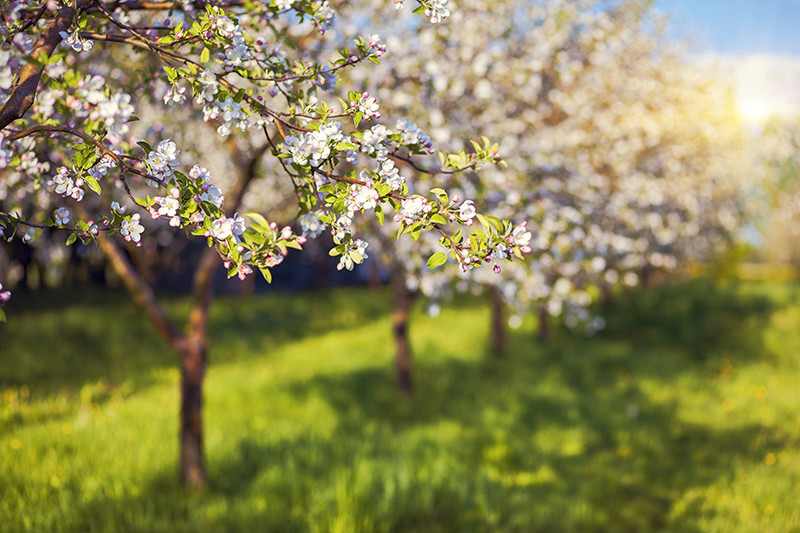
[537, 305, 550, 342]
[641, 265, 652, 289]
[0, 2, 86, 130]
[83, 140, 268, 489]
[178, 339, 206, 488]
[489, 286, 506, 357]
[600, 281, 614, 308]
[176, 248, 218, 488]
[391, 269, 416, 393]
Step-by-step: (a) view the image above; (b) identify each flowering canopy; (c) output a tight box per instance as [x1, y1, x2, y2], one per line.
[0, 0, 532, 320]
[328, 0, 752, 330]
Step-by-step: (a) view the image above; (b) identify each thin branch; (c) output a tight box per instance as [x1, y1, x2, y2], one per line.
[387, 150, 480, 176]
[4, 124, 167, 202]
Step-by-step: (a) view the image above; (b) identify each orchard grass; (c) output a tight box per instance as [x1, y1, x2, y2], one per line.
[1, 279, 800, 532]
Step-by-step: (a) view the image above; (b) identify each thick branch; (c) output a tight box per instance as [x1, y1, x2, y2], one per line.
[0, 2, 85, 130]
[94, 230, 183, 347]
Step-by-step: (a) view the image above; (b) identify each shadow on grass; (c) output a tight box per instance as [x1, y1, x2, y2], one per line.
[71, 345, 789, 532]
[5, 280, 793, 532]
[0, 286, 395, 398]
[598, 278, 776, 362]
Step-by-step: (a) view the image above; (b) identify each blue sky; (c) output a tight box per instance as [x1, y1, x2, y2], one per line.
[654, 0, 800, 56]
[653, 0, 800, 123]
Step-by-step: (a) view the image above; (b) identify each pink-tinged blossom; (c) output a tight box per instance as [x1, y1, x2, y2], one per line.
[190, 165, 211, 181]
[121, 214, 144, 242]
[211, 217, 235, 241]
[0, 282, 10, 303]
[397, 196, 426, 223]
[459, 200, 477, 222]
[511, 224, 532, 249]
[348, 179, 379, 213]
[337, 239, 369, 271]
[52, 167, 73, 195]
[367, 34, 387, 57]
[156, 196, 180, 218]
[60, 30, 93, 52]
[425, 0, 450, 23]
[354, 92, 380, 120]
[163, 84, 187, 105]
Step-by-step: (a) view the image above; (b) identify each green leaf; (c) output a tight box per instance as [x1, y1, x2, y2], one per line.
[412, 4, 425, 14]
[375, 205, 384, 225]
[0, 308, 5, 322]
[427, 252, 447, 268]
[81, 151, 99, 170]
[245, 212, 271, 230]
[200, 47, 210, 64]
[430, 213, 447, 225]
[260, 267, 273, 284]
[476, 213, 491, 233]
[137, 141, 153, 154]
[163, 66, 178, 82]
[83, 174, 101, 195]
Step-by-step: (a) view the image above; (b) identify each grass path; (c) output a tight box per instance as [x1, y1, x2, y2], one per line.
[1, 280, 799, 532]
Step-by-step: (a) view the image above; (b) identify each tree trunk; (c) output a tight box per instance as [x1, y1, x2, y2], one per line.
[179, 340, 206, 489]
[80, 140, 266, 490]
[392, 272, 416, 393]
[178, 249, 219, 488]
[489, 286, 506, 357]
[600, 282, 614, 308]
[641, 265, 652, 289]
[538, 305, 550, 342]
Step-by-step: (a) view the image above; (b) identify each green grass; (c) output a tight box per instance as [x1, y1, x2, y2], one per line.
[2, 279, 800, 532]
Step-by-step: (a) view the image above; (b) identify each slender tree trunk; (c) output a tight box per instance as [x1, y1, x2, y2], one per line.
[391, 269, 416, 393]
[80, 140, 266, 489]
[489, 286, 506, 357]
[538, 305, 550, 342]
[600, 281, 613, 308]
[179, 340, 206, 488]
[641, 265, 652, 289]
[177, 243, 221, 488]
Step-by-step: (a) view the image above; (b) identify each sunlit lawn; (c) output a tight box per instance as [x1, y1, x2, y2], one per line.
[2, 279, 800, 532]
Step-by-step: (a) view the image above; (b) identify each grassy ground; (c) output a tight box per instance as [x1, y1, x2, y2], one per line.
[1, 279, 800, 532]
